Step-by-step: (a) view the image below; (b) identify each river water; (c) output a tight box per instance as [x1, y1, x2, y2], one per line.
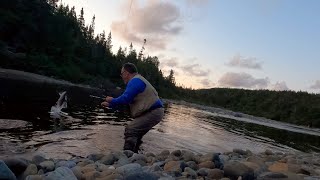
[1, 80, 320, 159]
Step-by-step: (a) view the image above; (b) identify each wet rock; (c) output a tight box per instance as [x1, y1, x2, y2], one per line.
[224, 161, 254, 180]
[87, 153, 104, 162]
[116, 157, 130, 167]
[82, 170, 100, 180]
[32, 154, 47, 165]
[116, 163, 142, 175]
[160, 150, 170, 157]
[183, 167, 197, 179]
[39, 161, 55, 173]
[213, 153, 224, 169]
[25, 175, 43, 180]
[171, 150, 182, 157]
[145, 152, 156, 157]
[55, 160, 76, 169]
[76, 159, 94, 167]
[0, 160, 16, 180]
[71, 166, 83, 180]
[258, 172, 288, 179]
[242, 161, 266, 178]
[164, 161, 183, 177]
[199, 152, 215, 163]
[100, 153, 116, 165]
[123, 150, 134, 158]
[181, 150, 195, 162]
[186, 161, 198, 171]
[100, 173, 123, 180]
[198, 161, 215, 169]
[43, 166, 77, 180]
[135, 159, 148, 167]
[130, 154, 147, 163]
[22, 164, 38, 179]
[197, 168, 209, 177]
[124, 171, 159, 180]
[207, 168, 224, 179]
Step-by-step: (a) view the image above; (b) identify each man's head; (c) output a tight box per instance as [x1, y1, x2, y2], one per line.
[121, 63, 138, 84]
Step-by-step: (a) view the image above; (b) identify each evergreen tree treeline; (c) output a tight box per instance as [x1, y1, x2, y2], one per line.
[0, 0, 319, 127]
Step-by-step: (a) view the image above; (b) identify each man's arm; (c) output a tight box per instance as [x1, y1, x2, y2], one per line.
[109, 78, 146, 108]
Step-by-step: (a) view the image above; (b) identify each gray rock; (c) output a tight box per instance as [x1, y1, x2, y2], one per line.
[100, 153, 116, 165]
[0, 160, 16, 180]
[149, 164, 163, 172]
[22, 164, 38, 179]
[181, 150, 195, 162]
[184, 167, 197, 179]
[86, 153, 104, 162]
[145, 152, 156, 157]
[43, 166, 77, 180]
[116, 157, 130, 167]
[207, 168, 224, 179]
[75, 159, 94, 167]
[113, 151, 128, 160]
[32, 155, 47, 165]
[160, 150, 170, 157]
[224, 161, 254, 180]
[124, 171, 159, 180]
[116, 163, 142, 175]
[25, 175, 43, 180]
[130, 154, 147, 163]
[71, 166, 82, 180]
[197, 168, 209, 177]
[186, 161, 198, 171]
[39, 161, 55, 173]
[55, 161, 76, 169]
[171, 150, 182, 157]
[258, 172, 288, 179]
[123, 150, 134, 158]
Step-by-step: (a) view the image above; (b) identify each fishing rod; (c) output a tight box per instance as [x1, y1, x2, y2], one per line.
[89, 95, 105, 100]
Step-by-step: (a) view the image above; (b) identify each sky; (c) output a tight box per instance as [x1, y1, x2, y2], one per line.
[61, 0, 320, 93]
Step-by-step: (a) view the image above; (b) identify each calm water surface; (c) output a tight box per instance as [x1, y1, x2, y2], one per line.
[1, 80, 319, 159]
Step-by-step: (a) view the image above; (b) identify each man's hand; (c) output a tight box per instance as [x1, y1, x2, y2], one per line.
[105, 96, 113, 102]
[101, 101, 109, 108]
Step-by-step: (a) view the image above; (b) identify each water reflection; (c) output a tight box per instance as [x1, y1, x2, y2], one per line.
[1, 80, 320, 159]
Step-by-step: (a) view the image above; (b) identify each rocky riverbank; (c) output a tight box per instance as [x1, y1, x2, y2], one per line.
[1, 148, 319, 180]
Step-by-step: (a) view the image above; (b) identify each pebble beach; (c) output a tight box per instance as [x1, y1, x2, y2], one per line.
[1, 148, 320, 180]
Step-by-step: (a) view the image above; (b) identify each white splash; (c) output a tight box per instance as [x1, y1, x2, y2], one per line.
[49, 91, 68, 118]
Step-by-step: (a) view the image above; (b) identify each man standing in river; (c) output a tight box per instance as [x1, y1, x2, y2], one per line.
[101, 62, 164, 153]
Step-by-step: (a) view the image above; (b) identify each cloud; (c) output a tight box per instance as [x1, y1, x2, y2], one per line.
[160, 57, 179, 68]
[159, 56, 210, 77]
[218, 72, 269, 89]
[271, 81, 290, 91]
[200, 78, 214, 87]
[181, 63, 210, 77]
[111, 0, 183, 50]
[226, 54, 263, 69]
[310, 80, 320, 89]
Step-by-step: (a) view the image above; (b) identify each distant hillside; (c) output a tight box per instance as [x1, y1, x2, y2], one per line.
[174, 88, 320, 128]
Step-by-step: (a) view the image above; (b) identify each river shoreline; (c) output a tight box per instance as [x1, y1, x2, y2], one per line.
[164, 99, 320, 137]
[0, 148, 319, 180]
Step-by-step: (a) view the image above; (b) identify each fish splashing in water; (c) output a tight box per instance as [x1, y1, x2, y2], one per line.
[49, 91, 68, 118]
